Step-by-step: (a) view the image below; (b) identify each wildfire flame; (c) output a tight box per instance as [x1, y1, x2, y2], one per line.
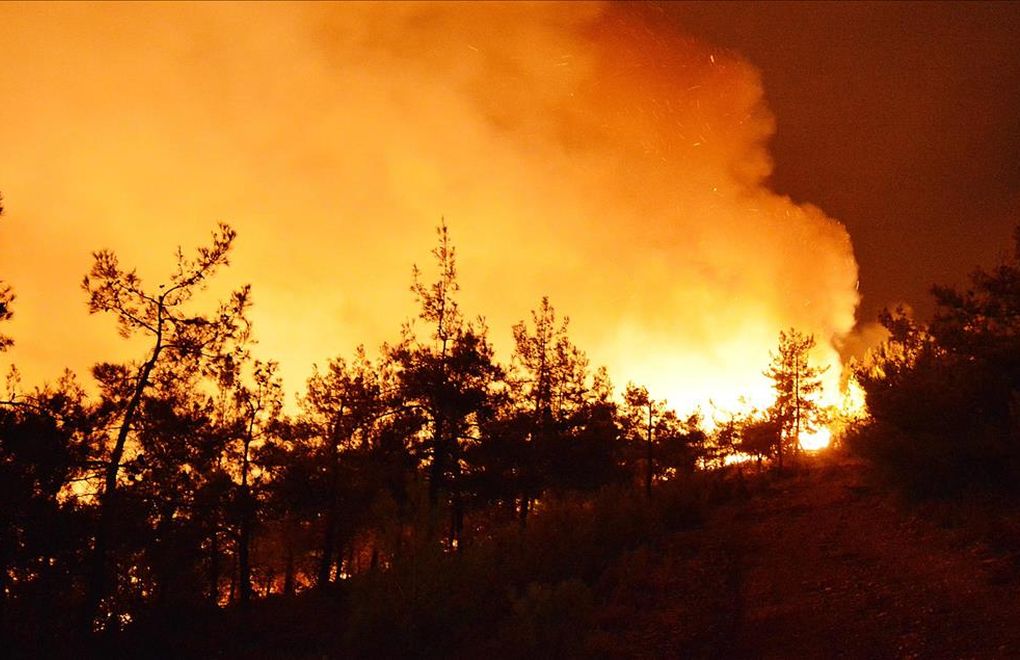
[0, 3, 860, 422]
[800, 427, 832, 452]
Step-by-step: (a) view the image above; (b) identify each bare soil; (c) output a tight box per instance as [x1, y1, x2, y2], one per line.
[592, 454, 1020, 659]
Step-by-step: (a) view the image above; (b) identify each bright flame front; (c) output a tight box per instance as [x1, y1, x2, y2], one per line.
[799, 427, 832, 452]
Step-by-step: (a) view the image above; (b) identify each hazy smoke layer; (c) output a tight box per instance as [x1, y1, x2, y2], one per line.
[0, 2, 858, 413]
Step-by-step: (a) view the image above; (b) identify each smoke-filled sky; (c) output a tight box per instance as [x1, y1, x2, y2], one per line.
[662, 1, 1020, 324]
[3, 1, 1008, 415]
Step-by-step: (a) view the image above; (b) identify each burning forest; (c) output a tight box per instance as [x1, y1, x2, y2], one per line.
[2, 2, 1020, 657]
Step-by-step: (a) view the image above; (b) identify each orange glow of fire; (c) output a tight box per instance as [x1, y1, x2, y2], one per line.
[0, 3, 862, 438]
[799, 427, 832, 452]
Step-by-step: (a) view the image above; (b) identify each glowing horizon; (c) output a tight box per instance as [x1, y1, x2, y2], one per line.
[0, 2, 859, 421]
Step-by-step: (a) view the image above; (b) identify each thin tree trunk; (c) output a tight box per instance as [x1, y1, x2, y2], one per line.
[427, 419, 446, 540]
[794, 356, 801, 457]
[237, 487, 253, 604]
[283, 526, 296, 597]
[646, 403, 654, 498]
[318, 510, 336, 586]
[777, 421, 784, 470]
[238, 428, 254, 605]
[263, 569, 274, 597]
[209, 527, 221, 605]
[152, 510, 175, 610]
[82, 341, 162, 636]
[318, 425, 342, 588]
[336, 542, 351, 579]
[449, 489, 464, 550]
[0, 547, 9, 634]
[449, 450, 464, 550]
[428, 431, 444, 508]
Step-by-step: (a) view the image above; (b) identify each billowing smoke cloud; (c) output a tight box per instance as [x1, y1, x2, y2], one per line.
[0, 2, 858, 413]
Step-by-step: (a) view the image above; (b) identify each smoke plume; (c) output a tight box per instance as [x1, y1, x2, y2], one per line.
[0, 2, 858, 413]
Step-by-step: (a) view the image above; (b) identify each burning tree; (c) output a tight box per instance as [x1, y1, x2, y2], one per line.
[764, 329, 828, 467]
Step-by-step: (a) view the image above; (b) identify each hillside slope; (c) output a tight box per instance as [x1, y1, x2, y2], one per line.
[594, 455, 1020, 658]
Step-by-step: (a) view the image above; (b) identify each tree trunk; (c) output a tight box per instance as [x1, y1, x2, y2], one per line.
[209, 527, 221, 605]
[237, 486, 253, 605]
[263, 569, 274, 597]
[794, 356, 802, 457]
[238, 429, 254, 605]
[428, 429, 444, 508]
[777, 423, 785, 470]
[82, 343, 161, 636]
[336, 540, 347, 580]
[449, 490, 464, 550]
[318, 427, 342, 588]
[449, 447, 464, 550]
[152, 509, 175, 610]
[0, 544, 9, 634]
[317, 511, 336, 586]
[283, 518, 296, 596]
[646, 404, 654, 498]
[427, 420, 447, 540]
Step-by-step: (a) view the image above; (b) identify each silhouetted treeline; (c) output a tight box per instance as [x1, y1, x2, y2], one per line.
[2, 221, 746, 655]
[0, 212, 849, 656]
[850, 225, 1020, 497]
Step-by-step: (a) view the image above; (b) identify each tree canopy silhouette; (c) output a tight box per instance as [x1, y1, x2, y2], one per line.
[764, 329, 828, 467]
[0, 218, 822, 655]
[80, 223, 251, 632]
[390, 221, 503, 547]
[855, 226, 1020, 495]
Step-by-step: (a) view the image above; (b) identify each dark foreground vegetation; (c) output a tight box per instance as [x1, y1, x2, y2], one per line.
[106, 474, 746, 659]
[849, 226, 1020, 499]
[0, 210, 822, 656]
[4, 194, 1020, 656]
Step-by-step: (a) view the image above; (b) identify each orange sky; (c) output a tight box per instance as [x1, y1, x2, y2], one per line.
[0, 2, 859, 415]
